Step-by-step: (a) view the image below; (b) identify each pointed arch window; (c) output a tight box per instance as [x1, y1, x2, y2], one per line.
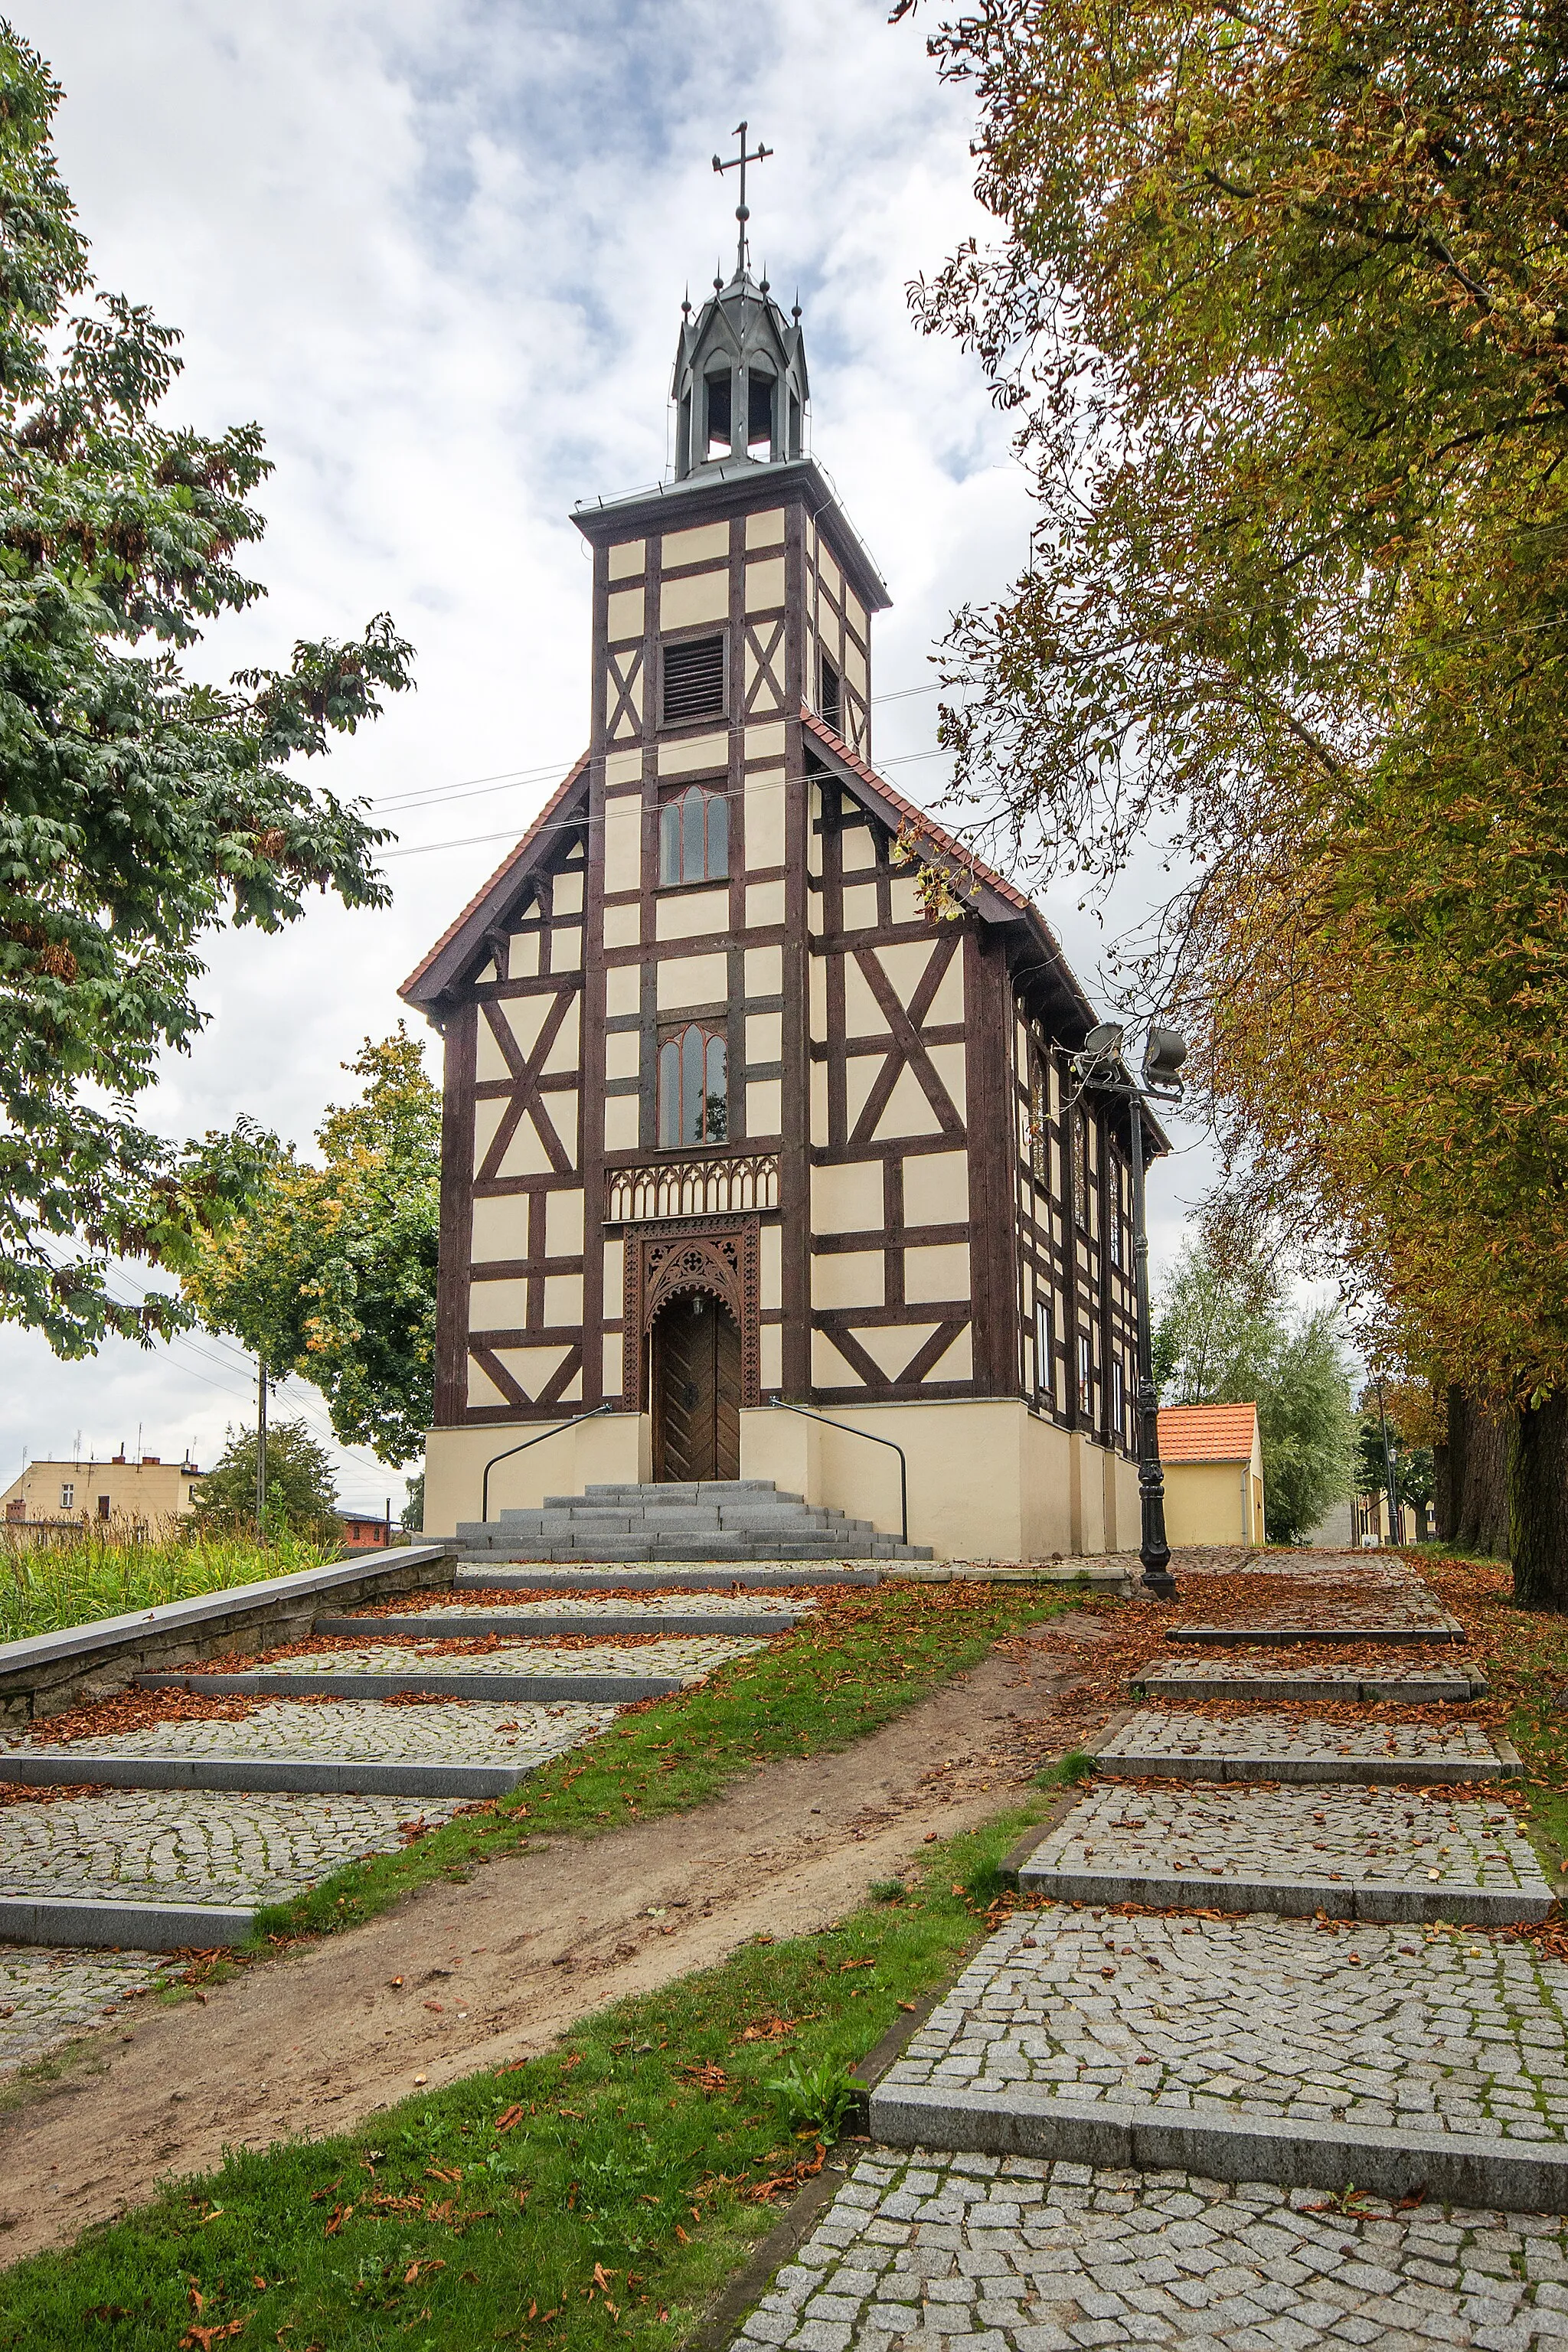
[658, 1022, 728, 1147]
[746, 368, 775, 454]
[704, 371, 733, 459]
[659, 785, 728, 886]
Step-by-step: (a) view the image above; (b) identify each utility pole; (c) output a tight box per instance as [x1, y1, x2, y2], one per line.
[256, 1357, 269, 1537]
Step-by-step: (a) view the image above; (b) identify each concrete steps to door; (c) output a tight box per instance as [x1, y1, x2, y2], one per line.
[455, 1478, 933, 1563]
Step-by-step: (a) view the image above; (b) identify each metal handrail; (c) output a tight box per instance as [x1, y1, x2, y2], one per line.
[480, 1402, 612, 1524]
[767, 1399, 909, 1547]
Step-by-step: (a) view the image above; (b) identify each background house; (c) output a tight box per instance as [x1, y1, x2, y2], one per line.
[1155, 1403, 1266, 1547]
[0, 1450, 204, 1534]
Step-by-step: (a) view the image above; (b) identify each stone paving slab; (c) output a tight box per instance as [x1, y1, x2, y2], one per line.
[0, 1945, 176, 2077]
[453, 1566, 881, 1592]
[1094, 1708, 1516, 1784]
[872, 1909, 1568, 2209]
[730, 2147, 1568, 2352]
[2, 1696, 614, 1767]
[1170, 1605, 1465, 1647]
[314, 1609, 800, 1638]
[0, 1786, 464, 1912]
[1015, 1785, 1553, 1923]
[0, 1695, 617, 1799]
[425, 1589, 813, 1617]
[1139, 1659, 1486, 1703]
[213, 1635, 759, 1680]
[137, 1669, 684, 1704]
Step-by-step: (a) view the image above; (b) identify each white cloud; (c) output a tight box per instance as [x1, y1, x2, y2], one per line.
[0, 0, 1209, 1499]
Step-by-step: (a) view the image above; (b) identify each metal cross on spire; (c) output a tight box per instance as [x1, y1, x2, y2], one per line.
[712, 119, 773, 280]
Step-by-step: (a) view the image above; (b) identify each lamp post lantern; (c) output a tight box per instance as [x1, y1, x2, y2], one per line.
[1070, 1021, 1186, 1601]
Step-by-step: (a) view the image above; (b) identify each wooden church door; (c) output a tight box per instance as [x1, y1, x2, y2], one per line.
[651, 1292, 741, 1482]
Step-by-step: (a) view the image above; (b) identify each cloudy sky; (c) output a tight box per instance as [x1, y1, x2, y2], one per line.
[2, 0, 1211, 1509]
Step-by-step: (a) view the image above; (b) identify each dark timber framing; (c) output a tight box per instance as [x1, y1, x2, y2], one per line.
[403, 420, 1163, 1464]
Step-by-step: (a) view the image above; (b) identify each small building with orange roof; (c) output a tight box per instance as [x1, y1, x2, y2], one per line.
[1155, 1403, 1266, 1547]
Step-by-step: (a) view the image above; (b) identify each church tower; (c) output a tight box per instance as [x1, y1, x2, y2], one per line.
[403, 136, 1156, 1560]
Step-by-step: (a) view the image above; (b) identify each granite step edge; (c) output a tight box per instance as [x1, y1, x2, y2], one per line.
[1011, 1859, 1553, 1926]
[0, 1753, 536, 1799]
[133, 1670, 683, 1703]
[1086, 1746, 1518, 1786]
[0, 1893, 258, 1952]
[869, 2079, 1568, 2216]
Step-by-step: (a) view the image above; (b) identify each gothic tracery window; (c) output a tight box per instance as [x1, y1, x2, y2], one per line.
[659, 785, 728, 886]
[658, 1022, 728, 1147]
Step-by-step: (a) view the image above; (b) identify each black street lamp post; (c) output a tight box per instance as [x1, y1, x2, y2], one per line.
[1071, 1022, 1187, 1602]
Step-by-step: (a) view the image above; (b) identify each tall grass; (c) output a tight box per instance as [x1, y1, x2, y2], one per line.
[0, 1521, 338, 1645]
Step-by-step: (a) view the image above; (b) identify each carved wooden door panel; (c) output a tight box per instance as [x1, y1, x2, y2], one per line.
[652, 1293, 742, 1482]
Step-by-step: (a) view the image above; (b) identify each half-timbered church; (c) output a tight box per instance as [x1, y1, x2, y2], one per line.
[403, 168, 1161, 1560]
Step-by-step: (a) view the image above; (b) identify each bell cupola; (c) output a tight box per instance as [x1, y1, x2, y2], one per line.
[671, 123, 809, 479]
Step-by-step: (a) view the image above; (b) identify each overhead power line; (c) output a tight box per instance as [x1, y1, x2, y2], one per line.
[377, 743, 953, 861]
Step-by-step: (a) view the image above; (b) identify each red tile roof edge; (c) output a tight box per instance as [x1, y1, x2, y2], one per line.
[398, 753, 590, 1002]
[800, 707, 1034, 915]
[1156, 1402, 1260, 1463]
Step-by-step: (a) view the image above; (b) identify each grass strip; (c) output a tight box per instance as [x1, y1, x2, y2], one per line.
[0, 1808, 1037, 2352]
[0, 1529, 337, 1644]
[234, 1579, 1076, 1951]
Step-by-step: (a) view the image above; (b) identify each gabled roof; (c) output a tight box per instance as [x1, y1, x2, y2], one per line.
[399, 755, 590, 1014]
[1157, 1403, 1261, 1464]
[801, 707, 1033, 919]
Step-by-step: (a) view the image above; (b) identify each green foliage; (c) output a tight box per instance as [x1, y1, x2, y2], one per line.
[0, 1811, 1034, 2352]
[400, 1468, 425, 1531]
[764, 2056, 863, 2139]
[0, 1523, 332, 1642]
[1154, 1238, 1286, 1412]
[910, 0, 1568, 1432]
[1036, 1747, 1097, 1789]
[1154, 1233, 1354, 1540]
[0, 26, 413, 1358]
[193, 1416, 340, 1540]
[870, 1877, 908, 1903]
[182, 1030, 439, 1463]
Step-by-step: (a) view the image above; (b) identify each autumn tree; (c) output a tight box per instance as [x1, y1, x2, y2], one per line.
[905, 0, 1568, 1599]
[183, 1030, 439, 1465]
[0, 26, 413, 1357]
[194, 1418, 340, 1542]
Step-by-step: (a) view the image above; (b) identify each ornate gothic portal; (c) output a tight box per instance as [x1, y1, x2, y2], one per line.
[649, 1290, 742, 1481]
[622, 1217, 763, 1439]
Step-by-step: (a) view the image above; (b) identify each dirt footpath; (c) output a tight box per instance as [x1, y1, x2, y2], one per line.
[0, 1622, 1100, 2265]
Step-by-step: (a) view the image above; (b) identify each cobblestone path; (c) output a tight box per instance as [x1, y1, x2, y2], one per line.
[727, 1550, 1568, 2352]
[0, 1568, 779, 2078]
[738, 2151, 1568, 2352]
[3, 1696, 616, 1766]
[0, 1787, 465, 1906]
[190, 1633, 760, 1681]
[1018, 1782, 1552, 1919]
[1094, 1708, 1514, 1782]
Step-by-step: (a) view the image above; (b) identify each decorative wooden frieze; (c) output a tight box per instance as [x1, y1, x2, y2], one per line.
[607, 1152, 779, 1225]
[621, 1215, 763, 1411]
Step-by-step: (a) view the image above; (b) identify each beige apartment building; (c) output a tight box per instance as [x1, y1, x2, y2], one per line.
[1, 1449, 204, 1531]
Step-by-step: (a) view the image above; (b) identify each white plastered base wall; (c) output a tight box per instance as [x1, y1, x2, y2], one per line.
[423, 1400, 1138, 1560]
[740, 1400, 1134, 1561]
[424, 1413, 648, 1534]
